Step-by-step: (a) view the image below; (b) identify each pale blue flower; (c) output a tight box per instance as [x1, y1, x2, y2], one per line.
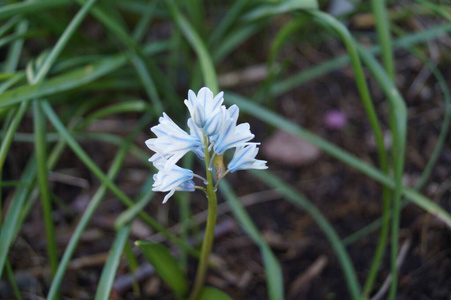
[213, 105, 254, 155]
[228, 143, 267, 172]
[146, 113, 202, 169]
[146, 87, 267, 203]
[152, 155, 195, 203]
[187, 118, 205, 159]
[184, 87, 224, 136]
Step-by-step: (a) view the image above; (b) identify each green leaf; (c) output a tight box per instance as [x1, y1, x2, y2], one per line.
[243, 0, 318, 21]
[219, 181, 284, 300]
[95, 225, 132, 300]
[135, 240, 187, 297]
[197, 287, 232, 300]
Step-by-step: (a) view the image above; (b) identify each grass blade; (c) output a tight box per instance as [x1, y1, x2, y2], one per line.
[33, 100, 58, 277]
[0, 102, 29, 170]
[0, 0, 70, 20]
[220, 180, 284, 300]
[371, 0, 395, 80]
[3, 20, 28, 73]
[41, 100, 197, 255]
[95, 225, 132, 300]
[165, 0, 218, 93]
[225, 93, 451, 225]
[0, 158, 37, 278]
[45, 114, 151, 300]
[30, 0, 99, 85]
[250, 171, 361, 299]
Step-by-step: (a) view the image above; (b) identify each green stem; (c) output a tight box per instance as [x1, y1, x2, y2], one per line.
[362, 2, 395, 296]
[189, 135, 218, 300]
[371, 0, 395, 80]
[33, 100, 58, 278]
[309, 11, 390, 299]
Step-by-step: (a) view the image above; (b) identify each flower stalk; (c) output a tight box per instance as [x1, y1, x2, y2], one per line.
[189, 134, 218, 300]
[145, 87, 267, 298]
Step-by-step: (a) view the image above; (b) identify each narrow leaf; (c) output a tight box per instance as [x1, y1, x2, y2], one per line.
[197, 287, 232, 300]
[135, 241, 188, 297]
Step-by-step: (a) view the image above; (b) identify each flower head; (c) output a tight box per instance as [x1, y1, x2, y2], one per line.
[146, 87, 267, 203]
[228, 143, 267, 172]
[146, 113, 202, 169]
[152, 155, 195, 203]
[213, 105, 254, 155]
[185, 87, 224, 136]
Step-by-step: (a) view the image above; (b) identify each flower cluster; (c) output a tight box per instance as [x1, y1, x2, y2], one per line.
[146, 87, 267, 203]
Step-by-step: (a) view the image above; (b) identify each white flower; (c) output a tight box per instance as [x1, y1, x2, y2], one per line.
[213, 105, 254, 155]
[187, 118, 205, 159]
[228, 143, 267, 172]
[146, 87, 268, 203]
[184, 87, 224, 136]
[152, 156, 195, 203]
[146, 113, 202, 169]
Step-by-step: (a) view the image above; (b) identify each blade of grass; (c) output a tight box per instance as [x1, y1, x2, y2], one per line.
[123, 241, 140, 297]
[81, 100, 151, 127]
[0, 102, 29, 171]
[371, 0, 395, 80]
[3, 19, 28, 73]
[0, 0, 70, 20]
[271, 22, 451, 97]
[308, 11, 394, 298]
[95, 182, 153, 299]
[0, 73, 26, 94]
[225, 93, 451, 226]
[250, 170, 361, 299]
[356, 45, 406, 300]
[26, 1, 99, 291]
[33, 100, 58, 277]
[242, 0, 318, 21]
[414, 0, 451, 20]
[220, 180, 284, 300]
[0, 55, 126, 109]
[30, 0, 98, 85]
[0, 107, 23, 300]
[183, 0, 204, 32]
[55, 122, 451, 231]
[0, 107, 16, 210]
[0, 16, 20, 38]
[46, 114, 149, 299]
[0, 31, 43, 49]
[213, 21, 264, 63]
[409, 62, 451, 190]
[343, 29, 451, 249]
[95, 224, 132, 300]
[0, 157, 37, 278]
[3, 21, 449, 110]
[0, 103, 100, 280]
[73, 0, 164, 112]
[0, 40, 169, 109]
[208, 0, 251, 46]
[114, 187, 155, 231]
[4, 260, 22, 300]
[165, 0, 218, 93]
[258, 16, 308, 105]
[132, 0, 159, 42]
[41, 100, 197, 257]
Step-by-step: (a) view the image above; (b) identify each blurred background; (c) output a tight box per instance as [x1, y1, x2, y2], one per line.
[0, 0, 450, 299]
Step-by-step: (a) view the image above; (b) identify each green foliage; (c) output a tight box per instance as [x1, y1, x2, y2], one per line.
[136, 241, 188, 297]
[197, 287, 232, 300]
